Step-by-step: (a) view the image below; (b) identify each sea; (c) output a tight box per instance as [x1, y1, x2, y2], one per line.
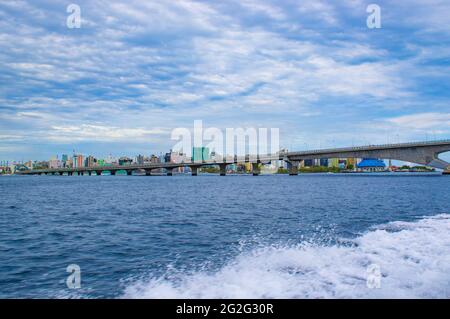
[0, 173, 449, 298]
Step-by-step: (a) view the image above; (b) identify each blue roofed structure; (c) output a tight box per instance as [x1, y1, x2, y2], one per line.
[357, 158, 386, 172]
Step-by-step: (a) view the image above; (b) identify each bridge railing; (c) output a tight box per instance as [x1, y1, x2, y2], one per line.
[286, 139, 450, 156]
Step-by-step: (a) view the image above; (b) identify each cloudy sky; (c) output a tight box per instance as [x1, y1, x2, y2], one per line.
[0, 0, 449, 161]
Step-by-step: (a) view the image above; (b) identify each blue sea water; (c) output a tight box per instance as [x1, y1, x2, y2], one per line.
[0, 173, 449, 298]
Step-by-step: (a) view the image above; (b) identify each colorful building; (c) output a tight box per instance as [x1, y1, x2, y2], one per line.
[328, 158, 339, 168]
[73, 154, 84, 168]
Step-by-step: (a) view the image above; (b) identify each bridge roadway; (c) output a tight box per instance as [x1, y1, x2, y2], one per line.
[15, 140, 450, 176]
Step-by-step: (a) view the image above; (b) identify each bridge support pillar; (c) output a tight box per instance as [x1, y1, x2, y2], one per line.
[191, 166, 199, 176]
[167, 168, 173, 176]
[252, 163, 260, 176]
[219, 164, 227, 176]
[110, 171, 116, 176]
[126, 170, 132, 176]
[287, 161, 299, 175]
[88, 171, 92, 176]
[96, 171, 102, 176]
[145, 169, 152, 176]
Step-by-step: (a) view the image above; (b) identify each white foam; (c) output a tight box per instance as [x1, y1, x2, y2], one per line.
[122, 214, 450, 299]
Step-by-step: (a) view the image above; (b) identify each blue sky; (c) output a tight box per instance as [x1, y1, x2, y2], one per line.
[0, 0, 449, 161]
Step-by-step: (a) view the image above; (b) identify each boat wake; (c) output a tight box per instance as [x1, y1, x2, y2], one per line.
[123, 214, 450, 298]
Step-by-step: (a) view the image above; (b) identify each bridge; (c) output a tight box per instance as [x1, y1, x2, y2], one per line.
[15, 140, 450, 176]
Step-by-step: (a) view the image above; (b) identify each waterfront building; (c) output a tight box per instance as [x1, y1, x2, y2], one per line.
[319, 158, 328, 167]
[346, 158, 356, 169]
[106, 154, 117, 165]
[150, 155, 160, 164]
[304, 159, 313, 167]
[48, 158, 60, 169]
[228, 163, 237, 172]
[192, 147, 210, 162]
[65, 159, 73, 168]
[24, 161, 33, 169]
[170, 151, 186, 164]
[119, 157, 133, 166]
[97, 159, 106, 166]
[237, 163, 246, 173]
[356, 158, 386, 172]
[85, 155, 96, 168]
[34, 161, 49, 169]
[73, 154, 84, 168]
[136, 154, 144, 165]
[328, 158, 339, 168]
[164, 151, 171, 163]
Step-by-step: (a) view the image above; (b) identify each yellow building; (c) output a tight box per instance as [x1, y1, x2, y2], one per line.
[328, 158, 339, 168]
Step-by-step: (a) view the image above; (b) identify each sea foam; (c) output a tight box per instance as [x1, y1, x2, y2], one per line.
[123, 214, 450, 298]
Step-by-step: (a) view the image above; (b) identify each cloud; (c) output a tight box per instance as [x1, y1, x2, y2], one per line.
[47, 124, 169, 142]
[0, 0, 449, 159]
[387, 113, 450, 130]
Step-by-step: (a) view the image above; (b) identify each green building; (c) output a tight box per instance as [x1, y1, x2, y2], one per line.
[192, 147, 210, 162]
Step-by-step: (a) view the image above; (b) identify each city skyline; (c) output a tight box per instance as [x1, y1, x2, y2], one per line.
[1, 1, 450, 160]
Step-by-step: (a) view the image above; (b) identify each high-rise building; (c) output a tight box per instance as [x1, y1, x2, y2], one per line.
[86, 155, 96, 168]
[192, 147, 210, 162]
[164, 151, 171, 163]
[61, 154, 68, 168]
[150, 155, 160, 164]
[136, 155, 144, 165]
[73, 154, 84, 168]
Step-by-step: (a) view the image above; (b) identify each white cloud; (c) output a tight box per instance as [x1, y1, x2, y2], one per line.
[387, 113, 450, 130]
[0, 0, 449, 158]
[48, 124, 170, 142]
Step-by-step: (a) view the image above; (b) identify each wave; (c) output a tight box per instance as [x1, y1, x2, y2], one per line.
[122, 214, 450, 299]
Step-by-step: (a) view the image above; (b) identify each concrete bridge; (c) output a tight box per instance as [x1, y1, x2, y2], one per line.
[15, 140, 450, 176]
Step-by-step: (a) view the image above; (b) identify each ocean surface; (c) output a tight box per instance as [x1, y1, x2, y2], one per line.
[0, 173, 449, 298]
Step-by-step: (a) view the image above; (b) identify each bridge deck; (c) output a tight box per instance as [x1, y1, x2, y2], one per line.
[15, 140, 450, 175]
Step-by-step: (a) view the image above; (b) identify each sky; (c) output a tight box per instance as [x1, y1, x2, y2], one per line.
[0, 0, 449, 161]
